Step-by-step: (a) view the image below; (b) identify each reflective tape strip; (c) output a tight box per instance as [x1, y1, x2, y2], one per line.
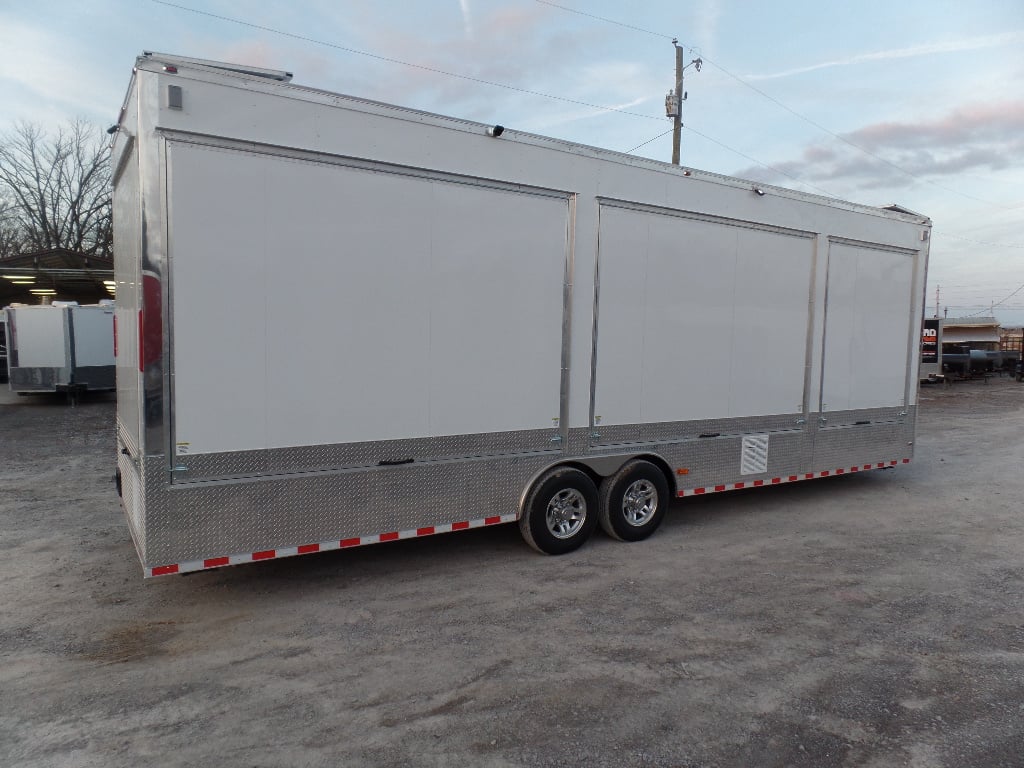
[145, 512, 518, 578]
[677, 459, 911, 498]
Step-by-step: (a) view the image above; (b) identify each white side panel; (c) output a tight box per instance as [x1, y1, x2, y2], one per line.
[169, 145, 269, 453]
[8, 307, 69, 368]
[820, 243, 915, 411]
[112, 139, 142, 449]
[594, 206, 812, 424]
[70, 306, 115, 366]
[419, 182, 566, 436]
[169, 142, 566, 454]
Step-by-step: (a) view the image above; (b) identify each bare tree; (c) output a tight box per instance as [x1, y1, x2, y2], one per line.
[0, 194, 25, 259]
[0, 120, 111, 258]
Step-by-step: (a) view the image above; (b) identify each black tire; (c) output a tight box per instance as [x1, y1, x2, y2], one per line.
[598, 460, 670, 542]
[519, 467, 599, 555]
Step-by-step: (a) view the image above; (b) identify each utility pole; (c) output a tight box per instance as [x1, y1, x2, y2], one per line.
[935, 285, 940, 318]
[672, 41, 683, 165]
[666, 40, 701, 165]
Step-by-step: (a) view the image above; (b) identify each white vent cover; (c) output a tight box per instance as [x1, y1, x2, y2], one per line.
[740, 434, 770, 475]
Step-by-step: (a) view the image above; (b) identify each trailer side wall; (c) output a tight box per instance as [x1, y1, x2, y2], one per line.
[113, 56, 930, 576]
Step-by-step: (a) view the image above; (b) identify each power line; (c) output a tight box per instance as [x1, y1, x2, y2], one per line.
[150, 0, 663, 122]
[962, 281, 1024, 317]
[626, 122, 838, 196]
[696, 55, 1020, 211]
[534, 0, 673, 40]
[154, 0, 1017, 219]
[535, 0, 1021, 212]
[937, 232, 1024, 250]
[152, 0, 818, 189]
[626, 128, 674, 154]
[681, 125, 838, 197]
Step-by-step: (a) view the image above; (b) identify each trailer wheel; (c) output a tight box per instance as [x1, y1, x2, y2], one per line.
[598, 460, 669, 542]
[519, 467, 599, 555]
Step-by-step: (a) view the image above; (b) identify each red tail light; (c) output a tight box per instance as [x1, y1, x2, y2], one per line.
[140, 275, 162, 372]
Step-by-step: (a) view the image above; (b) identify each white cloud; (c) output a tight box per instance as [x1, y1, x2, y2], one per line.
[459, 0, 474, 39]
[693, 0, 721, 50]
[0, 17, 115, 123]
[747, 30, 1024, 80]
[519, 97, 651, 133]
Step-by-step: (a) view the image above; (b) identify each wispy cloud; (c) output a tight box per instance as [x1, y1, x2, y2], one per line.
[731, 98, 1024, 191]
[329, 3, 605, 121]
[693, 0, 721, 50]
[0, 16, 114, 122]
[459, 0, 474, 40]
[519, 97, 650, 133]
[846, 100, 1024, 150]
[748, 30, 1024, 80]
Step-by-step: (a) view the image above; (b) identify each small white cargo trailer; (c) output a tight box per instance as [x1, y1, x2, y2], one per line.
[112, 53, 929, 577]
[5, 303, 115, 396]
[0, 310, 7, 381]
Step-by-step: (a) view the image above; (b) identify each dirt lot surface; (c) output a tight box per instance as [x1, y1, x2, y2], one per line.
[1, 380, 1023, 767]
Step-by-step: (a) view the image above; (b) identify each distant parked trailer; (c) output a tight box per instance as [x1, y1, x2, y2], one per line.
[4, 303, 115, 396]
[0, 310, 7, 382]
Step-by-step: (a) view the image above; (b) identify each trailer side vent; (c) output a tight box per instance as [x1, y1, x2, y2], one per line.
[740, 434, 770, 476]
[168, 85, 183, 110]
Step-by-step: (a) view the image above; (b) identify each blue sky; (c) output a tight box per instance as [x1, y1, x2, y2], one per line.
[2, 0, 1022, 324]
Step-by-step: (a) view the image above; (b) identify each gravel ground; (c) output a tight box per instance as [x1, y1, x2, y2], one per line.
[1, 379, 1022, 767]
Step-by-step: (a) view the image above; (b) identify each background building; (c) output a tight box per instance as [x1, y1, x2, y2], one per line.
[0, 248, 114, 305]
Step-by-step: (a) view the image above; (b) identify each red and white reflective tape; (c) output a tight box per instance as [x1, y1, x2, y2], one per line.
[146, 512, 518, 578]
[677, 458, 910, 498]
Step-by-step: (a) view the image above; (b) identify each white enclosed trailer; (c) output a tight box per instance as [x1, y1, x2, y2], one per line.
[5, 303, 115, 395]
[112, 53, 929, 577]
[0, 310, 7, 381]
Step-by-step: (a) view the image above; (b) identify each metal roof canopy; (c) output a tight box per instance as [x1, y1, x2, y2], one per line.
[942, 317, 1000, 345]
[0, 249, 113, 305]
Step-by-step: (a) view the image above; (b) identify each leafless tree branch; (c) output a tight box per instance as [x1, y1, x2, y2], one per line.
[0, 120, 111, 259]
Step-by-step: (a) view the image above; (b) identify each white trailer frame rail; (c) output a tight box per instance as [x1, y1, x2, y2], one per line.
[112, 53, 930, 577]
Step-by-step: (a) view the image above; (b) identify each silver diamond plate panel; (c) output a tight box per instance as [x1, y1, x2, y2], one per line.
[142, 452, 555, 565]
[590, 412, 803, 447]
[811, 406, 916, 471]
[818, 405, 908, 428]
[118, 447, 146, 562]
[657, 429, 812, 491]
[117, 418, 139, 460]
[174, 428, 561, 482]
[136, 407, 917, 568]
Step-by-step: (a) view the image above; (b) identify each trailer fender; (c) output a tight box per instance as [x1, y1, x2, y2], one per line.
[516, 453, 676, 521]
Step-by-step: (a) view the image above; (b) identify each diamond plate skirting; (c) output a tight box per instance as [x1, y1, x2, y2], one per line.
[141, 452, 555, 565]
[174, 428, 561, 481]
[125, 407, 916, 570]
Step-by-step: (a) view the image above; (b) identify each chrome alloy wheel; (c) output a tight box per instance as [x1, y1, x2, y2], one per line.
[621, 479, 658, 527]
[546, 488, 587, 539]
